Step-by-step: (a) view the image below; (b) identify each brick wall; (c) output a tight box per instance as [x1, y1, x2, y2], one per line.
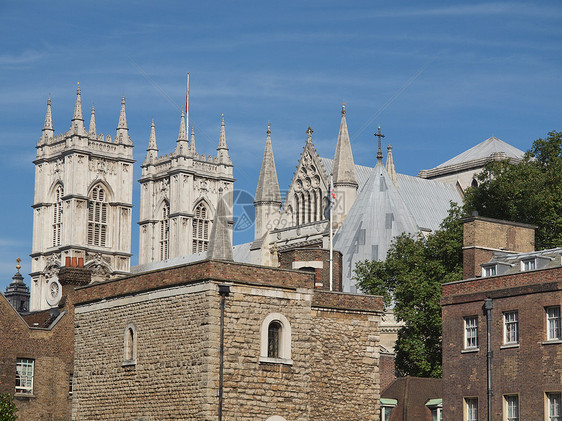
[462, 217, 536, 278]
[279, 248, 343, 291]
[442, 269, 562, 420]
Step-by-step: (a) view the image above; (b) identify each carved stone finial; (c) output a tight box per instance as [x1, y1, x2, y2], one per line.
[306, 126, 313, 142]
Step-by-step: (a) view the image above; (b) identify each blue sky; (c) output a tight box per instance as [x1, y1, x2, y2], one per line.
[1, 1, 562, 292]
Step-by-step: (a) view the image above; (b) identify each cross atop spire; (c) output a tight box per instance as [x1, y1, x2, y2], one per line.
[375, 126, 385, 162]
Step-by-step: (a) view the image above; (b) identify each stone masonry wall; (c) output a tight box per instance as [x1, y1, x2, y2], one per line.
[73, 285, 215, 420]
[221, 284, 312, 420]
[309, 306, 381, 420]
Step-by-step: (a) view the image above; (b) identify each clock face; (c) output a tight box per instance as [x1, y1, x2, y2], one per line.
[50, 282, 59, 298]
[46, 278, 62, 307]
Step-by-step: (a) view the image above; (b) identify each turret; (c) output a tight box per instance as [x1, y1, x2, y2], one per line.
[40, 95, 54, 144]
[175, 110, 188, 155]
[254, 123, 282, 239]
[145, 118, 158, 163]
[332, 104, 358, 225]
[386, 144, 397, 186]
[116, 96, 132, 144]
[70, 83, 87, 136]
[4, 258, 30, 314]
[190, 127, 197, 155]
[216, 115, 230, 163]
[89, 104, 97, 138]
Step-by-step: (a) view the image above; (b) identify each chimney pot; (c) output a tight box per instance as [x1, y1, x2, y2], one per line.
[65, 257, 71, 267]
[71, 257, 78, 268]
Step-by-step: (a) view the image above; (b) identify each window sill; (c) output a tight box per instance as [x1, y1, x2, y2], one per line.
[15, 393, 35, 399]
[500, 343, 520, 349]
[461, 348, 479, 354]
[259, 356, 293, 366]
[542, 339, 562, 346]
[122, 360, 137, 367]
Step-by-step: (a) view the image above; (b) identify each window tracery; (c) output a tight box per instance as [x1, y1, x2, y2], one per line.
[88, 185, 108, 247]
[192, 202, 211, 253]
[293, 153, 323, 226]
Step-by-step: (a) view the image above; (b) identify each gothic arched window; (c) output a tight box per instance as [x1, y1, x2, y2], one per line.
[160, 203, 169, 260]
[88, 185, 108, 247]
[192, 202, 210, 253]
[52, 185, 63, 247]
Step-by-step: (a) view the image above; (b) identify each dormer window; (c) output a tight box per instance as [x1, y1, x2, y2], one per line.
[521, 258, 535, 271]
[483, 265, 497, 277]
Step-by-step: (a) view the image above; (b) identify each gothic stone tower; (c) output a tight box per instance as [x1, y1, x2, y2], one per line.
[30, 84, 134, 311]
[138, 110, 234, 265]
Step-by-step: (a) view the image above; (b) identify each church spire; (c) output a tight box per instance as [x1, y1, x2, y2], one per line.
[386, 144, 398, 186]
[190, 127, 197, 155]
[207, 188, 233, 261]
[41, 95, 54, 142]
[175, 109, 188, 155]
[255, 123, 282, 204]
[216, 114, 230, 162]
[70, 83, 86, 135]
[145, 118, 158, 163]
[116, 96, 131, 144]
[89, 104, 97, 138]
[332, 104, 358, 188]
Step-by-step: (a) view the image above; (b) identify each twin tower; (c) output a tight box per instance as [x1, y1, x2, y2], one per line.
[30, 85, 233, 311]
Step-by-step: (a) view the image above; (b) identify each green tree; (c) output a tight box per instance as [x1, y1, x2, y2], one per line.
[464, 130, 562, 249]
[354, 204, 463, 378]
[0, 393, 18, 421]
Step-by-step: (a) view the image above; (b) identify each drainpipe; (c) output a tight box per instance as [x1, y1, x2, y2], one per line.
[217, 284, 230, 421]
[483, 298, 493, 421]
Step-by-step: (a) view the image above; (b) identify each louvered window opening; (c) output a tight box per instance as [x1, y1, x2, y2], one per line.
[160, 204, 169, 260]
[192, 203, 210, 253]
[88, 185, 108, 247]
[52, 186, 63, 247]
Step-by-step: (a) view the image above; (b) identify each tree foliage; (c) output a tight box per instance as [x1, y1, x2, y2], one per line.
[0, 393, 18, 421]
[464, 130, 562, 249]
[354, 204, 463, 377]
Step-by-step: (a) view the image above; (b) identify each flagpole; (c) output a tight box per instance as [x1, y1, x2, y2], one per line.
[329, 174, 333, 292]
[186, 73, 190, 133]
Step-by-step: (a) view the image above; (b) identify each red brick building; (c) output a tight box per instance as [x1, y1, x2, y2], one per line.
[0, 262, 90, 421]
[442, 217, 562, 420]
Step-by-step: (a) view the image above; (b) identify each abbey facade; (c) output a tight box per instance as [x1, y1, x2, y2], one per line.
[30, 85, 232, 311]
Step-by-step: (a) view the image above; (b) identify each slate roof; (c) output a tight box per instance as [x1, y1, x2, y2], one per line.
[130, 242, 252, 274]
[435, 136, 524, 168]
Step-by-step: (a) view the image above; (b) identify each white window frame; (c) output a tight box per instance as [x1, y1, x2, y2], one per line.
[464, 316, 479, 350]
[546, 306, 561, 341]
[483, 264, 497, 277]
[260, 313, 292, 365]
[503, 311, 519, 345]
[381, 405, 396, 421]
[465, 397, 478, 421]
[504, 394, 519, 421]
[16, 358, 34, 395]
[521, 258, 536, 271]
[546, 392, 561, 421]
[123, 323, 137, 366]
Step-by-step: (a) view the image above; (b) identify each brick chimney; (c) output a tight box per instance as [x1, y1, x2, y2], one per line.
[462, 216, 536, 279]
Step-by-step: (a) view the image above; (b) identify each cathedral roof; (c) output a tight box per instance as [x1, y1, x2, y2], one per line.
[329, 158, 462, 292]
[418, 137, 524, 179]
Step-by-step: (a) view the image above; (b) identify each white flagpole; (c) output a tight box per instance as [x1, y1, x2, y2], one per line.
[186, 73, 190, 133]
[329, 174, 334, 291]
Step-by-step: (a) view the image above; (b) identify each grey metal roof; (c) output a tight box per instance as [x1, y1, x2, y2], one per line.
[435, 136, 524, 169]
[329, 158, 462, 292]
[333, 160, 420, 292]
[481, 247, 562, 276]
[130, 242, 252, 274]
